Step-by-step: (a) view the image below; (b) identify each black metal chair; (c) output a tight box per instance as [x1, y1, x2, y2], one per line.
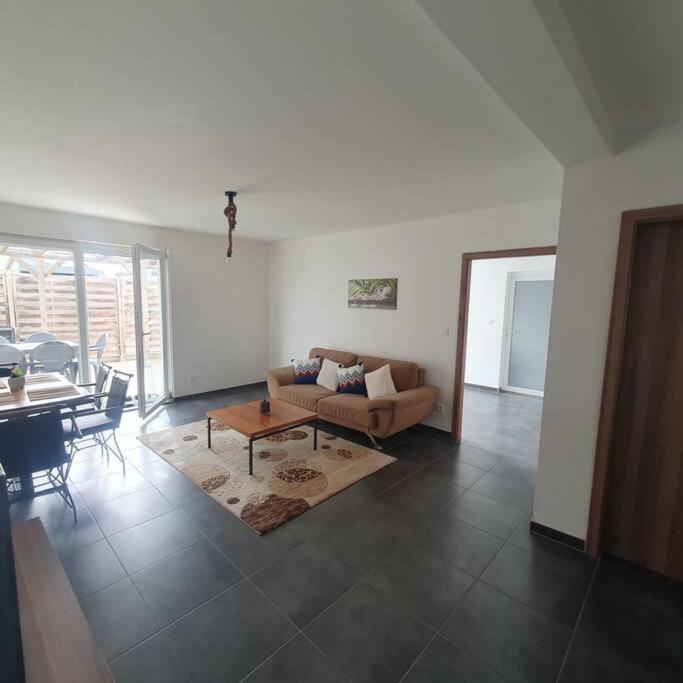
[76, 361, 112, 412]
[0, 408, 78, 521]
[63, 369, 132, 477]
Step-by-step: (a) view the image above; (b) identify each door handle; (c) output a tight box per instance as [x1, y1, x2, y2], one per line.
[142, 330, 151, 336]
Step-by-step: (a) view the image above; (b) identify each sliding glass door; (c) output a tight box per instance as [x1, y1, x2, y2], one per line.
[132, 245, 170, 417]
[0, 234, 171, 418]
[81, 249, 137, 397]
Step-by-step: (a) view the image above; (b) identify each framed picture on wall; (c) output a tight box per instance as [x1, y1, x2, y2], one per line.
[348, 278, 397, 309]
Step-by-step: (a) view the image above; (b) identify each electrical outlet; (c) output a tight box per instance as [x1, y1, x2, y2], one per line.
[189, 375, 197, 383]
[436, 403, 445, 413]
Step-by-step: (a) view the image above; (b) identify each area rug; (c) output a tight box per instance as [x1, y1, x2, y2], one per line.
[138, 421, 395, 535]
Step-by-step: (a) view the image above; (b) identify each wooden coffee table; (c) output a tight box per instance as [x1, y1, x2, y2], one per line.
[206, 398, 318, 475]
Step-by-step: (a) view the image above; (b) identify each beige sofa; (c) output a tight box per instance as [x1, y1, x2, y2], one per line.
[266, 347, 438, 448]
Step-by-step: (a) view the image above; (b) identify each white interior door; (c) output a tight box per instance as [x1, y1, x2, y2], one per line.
[133, 245, 170, 417]
[501, 271, 554, 397]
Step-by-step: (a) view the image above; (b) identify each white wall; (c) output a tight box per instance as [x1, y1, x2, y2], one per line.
[535, 121, 683, 540]
[268, 198, 560, 431]
[465, 255, 555, 388]
[0, 202, 269, 397]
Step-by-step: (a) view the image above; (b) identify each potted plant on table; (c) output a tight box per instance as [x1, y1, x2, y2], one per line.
[8, 365, 26, 393]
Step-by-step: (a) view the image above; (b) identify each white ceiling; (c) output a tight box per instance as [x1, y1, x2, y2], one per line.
[0, 0, 562, 240]
[416, 0, 615, 166]
[559, 0, 683, 138]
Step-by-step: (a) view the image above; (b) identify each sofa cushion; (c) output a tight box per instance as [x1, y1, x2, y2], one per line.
[357, 355, 419, 392]
[318, 394, 377, 430]
[275, 384, 336, 411]
[309, 347, 358, 368]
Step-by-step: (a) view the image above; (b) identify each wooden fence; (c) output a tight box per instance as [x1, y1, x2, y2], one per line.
[0, 271, 161, 362]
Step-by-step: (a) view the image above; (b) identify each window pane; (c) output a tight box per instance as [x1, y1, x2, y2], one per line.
[0, 245, 78, 342]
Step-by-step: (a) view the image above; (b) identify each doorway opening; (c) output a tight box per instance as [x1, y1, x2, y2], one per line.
[452, 246, 557, 461]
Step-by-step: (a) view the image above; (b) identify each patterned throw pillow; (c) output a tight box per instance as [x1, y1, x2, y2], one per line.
[337, 362, 366, 395]
[293, 357, 321, 384]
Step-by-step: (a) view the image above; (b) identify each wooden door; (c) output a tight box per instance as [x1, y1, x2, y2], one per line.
[601, 216, 683, 579]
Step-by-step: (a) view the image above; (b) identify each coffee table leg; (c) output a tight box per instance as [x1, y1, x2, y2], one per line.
[313, 420, 318, 450]
[249, 439, 254, 476]
[207, 417, 212, 449]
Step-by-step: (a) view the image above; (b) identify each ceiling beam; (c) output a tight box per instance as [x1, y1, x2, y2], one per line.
[415, 0, 617, 165]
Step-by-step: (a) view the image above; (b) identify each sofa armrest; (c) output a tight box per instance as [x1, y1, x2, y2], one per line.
[366, 398, 395, 411]
[265, 365, 295, 397]
[366, 385, 438, 411]
[387, 385, 438, 407]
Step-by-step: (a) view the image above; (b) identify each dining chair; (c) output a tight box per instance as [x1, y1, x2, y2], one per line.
[63, 369, 132, 477]
[25, 332, 58, 343]
[0, 346, 26, 374]
[76, 361, 111, 412]
[28, 341, 77, 380]
[0, 408, 78, 521]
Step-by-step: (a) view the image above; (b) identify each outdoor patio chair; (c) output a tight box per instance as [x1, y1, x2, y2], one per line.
[62, 369, 132, 477]
[1, 407, 78, 522]
[28, 341, 77, 380]
[0, 346, 26, 374]
[25, 332, 58, 342]
[89, 333, 107, 374]
[0, 336, 10, 345]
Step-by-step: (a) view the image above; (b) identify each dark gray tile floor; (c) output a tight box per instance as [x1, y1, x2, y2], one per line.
[10, 383, 682, 682]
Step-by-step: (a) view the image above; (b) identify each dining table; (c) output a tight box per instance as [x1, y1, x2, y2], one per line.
[0, 371, 93, 418]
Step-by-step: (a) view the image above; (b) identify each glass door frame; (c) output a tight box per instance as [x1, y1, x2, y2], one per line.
[0, 232, 174, 416]
[132, 244, 171, 418]
[499, 269, 554, 397]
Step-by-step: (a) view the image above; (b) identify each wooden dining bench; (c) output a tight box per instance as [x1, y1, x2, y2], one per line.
[11, 518, 112, 682]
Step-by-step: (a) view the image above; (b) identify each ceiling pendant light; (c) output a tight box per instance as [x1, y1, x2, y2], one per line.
[223, 191, 238, 260]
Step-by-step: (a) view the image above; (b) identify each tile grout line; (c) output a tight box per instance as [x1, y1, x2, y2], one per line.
[69, 461, 183, 669]
[425, 507, 535, 683]
[240, 575, 355, 683]
[68, 449, 234, 680]
[554, 556, 601, 682]
[403, 470, 536, 681]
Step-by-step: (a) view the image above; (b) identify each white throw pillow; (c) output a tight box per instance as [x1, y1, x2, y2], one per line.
[365, 363, 397, 400]
[317, 357, 340, 391]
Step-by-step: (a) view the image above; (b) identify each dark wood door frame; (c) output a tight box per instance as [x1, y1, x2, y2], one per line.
[586, 204, 683, 558]
[452, 245, 557, 441]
